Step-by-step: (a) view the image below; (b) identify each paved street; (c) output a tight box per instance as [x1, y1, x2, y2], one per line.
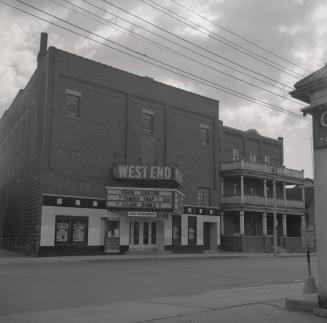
[0, 254, 316, 318]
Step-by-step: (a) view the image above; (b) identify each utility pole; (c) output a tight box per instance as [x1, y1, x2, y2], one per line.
[273, 177, 278, 256]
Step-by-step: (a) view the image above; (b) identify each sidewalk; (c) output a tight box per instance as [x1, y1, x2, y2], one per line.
[0, 249, 312, 265]
[0, 282, 324, 322]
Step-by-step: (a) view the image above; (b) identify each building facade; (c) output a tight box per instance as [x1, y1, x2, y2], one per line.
[220, 126, 306, 252]
[0, 34, 306, 256]
[0, 34, 220, 256]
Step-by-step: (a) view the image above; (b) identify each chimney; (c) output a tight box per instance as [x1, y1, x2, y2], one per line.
[37, 32, 48, 64]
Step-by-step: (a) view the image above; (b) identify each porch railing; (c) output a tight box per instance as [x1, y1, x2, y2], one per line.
[221, 160, 304, 180]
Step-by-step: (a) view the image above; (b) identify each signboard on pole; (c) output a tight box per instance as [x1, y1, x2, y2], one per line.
[302, 225, 315, 249]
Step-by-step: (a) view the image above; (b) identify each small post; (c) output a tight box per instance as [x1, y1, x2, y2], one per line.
[307, 246, 311, 277]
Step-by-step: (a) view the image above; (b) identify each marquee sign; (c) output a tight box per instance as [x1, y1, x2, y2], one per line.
[106, 186, 184, 213]
[313, 106, 327, 149]
[112, 165, 183, 185]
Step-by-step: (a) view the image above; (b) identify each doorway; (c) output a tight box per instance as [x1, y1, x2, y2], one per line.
[203, 222, 211, 250]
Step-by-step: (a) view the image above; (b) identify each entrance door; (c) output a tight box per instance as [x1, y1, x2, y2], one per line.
[105, 220, 120, 253]
[203, 223, 211, 250]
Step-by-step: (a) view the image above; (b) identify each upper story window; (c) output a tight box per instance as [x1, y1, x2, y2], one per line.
[65, 89, 81, 118]
[200, 124, 210, 147]
[250, 184, 256, 196]
[264, 154, 270, 165]
[232, 147, 239, 161]
[249, 152, 257, 163]
[233, 184, 239, 196]
[197, 187, 210, 206]
[142, 109, 154, 133]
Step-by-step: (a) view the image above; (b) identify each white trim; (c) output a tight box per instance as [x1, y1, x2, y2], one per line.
[65, 89, 82, 97]
[43, 193, 105, 200]
[200, 123, 210, 129]
[142, 108, 155, 115]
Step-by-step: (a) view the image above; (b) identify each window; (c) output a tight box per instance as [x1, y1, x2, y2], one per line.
[264, 154, 270, 165]
[65, 93, 80, 118]
[250, 184, 256, 196]
[197, 187, 210, 206]
[200, 125, 210, 147]
[142, 111, 154, 133]
[133, 221, 139, 245]
[249, 152, 257, 163]
[232, 147, 239, 161]
[172, 215, 181, 245]
[267, 215, 273, 235]
[233, 184, 239, 196]
[188, 216, 197, 245]
[266, 186, 272, 198]
[55, 216, 88, 246]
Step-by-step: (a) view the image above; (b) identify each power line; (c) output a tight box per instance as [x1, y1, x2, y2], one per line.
[0, 0, 309, 122]
[169, 0, 311, 73]
[99, 0, 296, 90]
[140, 0, 305, 79]
[52, 0, 305, 105]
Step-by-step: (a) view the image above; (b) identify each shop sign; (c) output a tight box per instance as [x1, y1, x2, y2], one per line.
[313, 106, 327, 149]
[112, 165, 183, 185]
[128, 212, 157, 217]
[106, 186, 184, 212]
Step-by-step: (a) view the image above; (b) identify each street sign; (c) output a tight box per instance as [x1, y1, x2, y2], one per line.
[301, 225, 315, 248]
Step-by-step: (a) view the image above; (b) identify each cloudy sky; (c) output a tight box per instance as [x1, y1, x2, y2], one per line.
[1, 0, 326, 178]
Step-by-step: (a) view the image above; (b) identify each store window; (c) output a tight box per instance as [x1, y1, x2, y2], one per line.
[249, 152, 257, 163]
[65, 91, 80, 118]
[188, 216, 197, 245]
[200, 125, 210, 147]
[142, 110, 154, 133]
[232, 147, 239, 161]
[267, 215, 273, 235]
[55, 216, 88, 246]
[172, 215, 181, 245]
[197, 187, 210, 206]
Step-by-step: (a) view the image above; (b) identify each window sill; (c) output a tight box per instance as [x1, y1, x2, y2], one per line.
[65, 114, 80, 120]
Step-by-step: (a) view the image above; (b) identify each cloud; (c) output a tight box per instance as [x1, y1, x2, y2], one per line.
[1, 0, 325, 178]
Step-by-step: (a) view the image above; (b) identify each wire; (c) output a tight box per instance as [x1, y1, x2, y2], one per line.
[169, 0, 311, 73]
[0, 0, 309, 121]
[52, 0, 305, 105]
[140, 0, 305, 79]
[99, 0, 296, 90]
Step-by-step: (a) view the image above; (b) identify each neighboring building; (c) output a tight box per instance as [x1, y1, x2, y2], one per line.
[220, 125, 306, 252]
[0, 33, 306, 256]
[0, 33, 220, 256]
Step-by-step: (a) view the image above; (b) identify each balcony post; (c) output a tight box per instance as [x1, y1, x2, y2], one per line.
[240, 210, 245, 235]
[283, 182, 287, 208]
[301, 215, 306, 231]
[241, 175, 244, 204]
[220, 212, 224, 235]
[282, 214, 287, 237]
[262, 212, 267, 235]
[264, 179, 267, 206]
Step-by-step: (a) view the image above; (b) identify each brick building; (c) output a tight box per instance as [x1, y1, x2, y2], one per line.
[0, 33, 220, 256]
[0, 34, 305, 256]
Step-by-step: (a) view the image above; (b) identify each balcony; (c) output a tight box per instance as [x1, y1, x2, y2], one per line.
[221, 160, 304, 181]
[222, 195, 304, 209]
